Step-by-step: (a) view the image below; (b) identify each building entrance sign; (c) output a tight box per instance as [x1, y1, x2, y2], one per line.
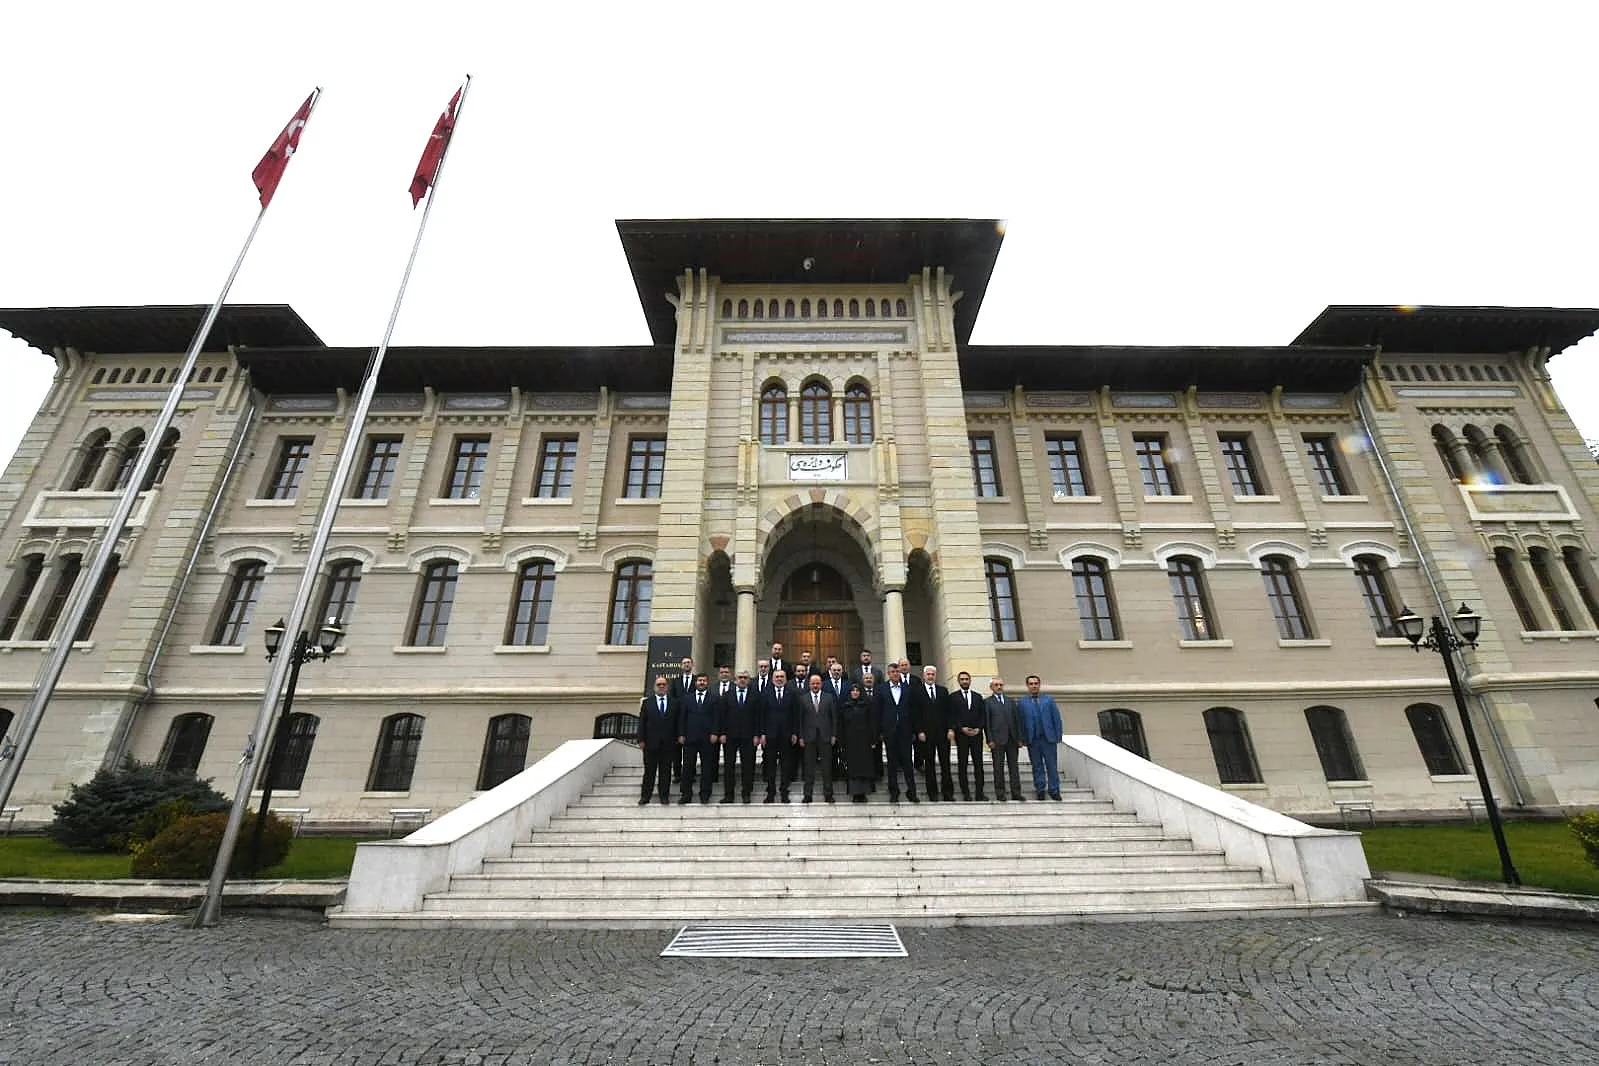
[789, 453, 847, 481]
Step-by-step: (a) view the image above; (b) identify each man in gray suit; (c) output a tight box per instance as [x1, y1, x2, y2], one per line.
[985, 676, 1024, 801]
[798, 672, 838, 803]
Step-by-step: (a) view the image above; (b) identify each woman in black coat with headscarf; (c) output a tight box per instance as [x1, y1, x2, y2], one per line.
[838, 681, 878, 802]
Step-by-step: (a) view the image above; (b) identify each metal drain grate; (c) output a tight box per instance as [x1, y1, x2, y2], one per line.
[661, 922, 907, 959]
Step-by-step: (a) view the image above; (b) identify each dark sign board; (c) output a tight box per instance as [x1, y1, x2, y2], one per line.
[642, 634, 693, 696]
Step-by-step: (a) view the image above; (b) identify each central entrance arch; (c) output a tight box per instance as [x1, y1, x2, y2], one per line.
[770, 563, 864, 665]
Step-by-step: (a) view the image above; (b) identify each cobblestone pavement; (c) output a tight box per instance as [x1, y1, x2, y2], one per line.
[1, 911, 1596, 1065]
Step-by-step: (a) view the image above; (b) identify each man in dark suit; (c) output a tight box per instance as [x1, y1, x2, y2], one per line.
[797, 673, 838, 803]
[854, 648, 884, 688]
[669, 656, 695, 783]
[754, 659, 772, 697]
[796, 650, 824, 681]
[985, 676, 1024, 801]
[878, 663, 919, 803]
[637, 675, 679, 805]
[718, 668, 759, 804]
[949, 670, 987, 801]
[767, 642, 788, 683]
[913, 664, 954, 801]
[678, 673, 718, 805]
[759, 667, 800, 803]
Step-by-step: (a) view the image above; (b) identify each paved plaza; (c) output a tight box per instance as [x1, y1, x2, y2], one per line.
[0, 910, 1595, 1065]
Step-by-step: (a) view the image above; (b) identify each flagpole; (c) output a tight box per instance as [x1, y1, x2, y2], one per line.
[0, 203, 276, 815]
[195, 76, 472, 928]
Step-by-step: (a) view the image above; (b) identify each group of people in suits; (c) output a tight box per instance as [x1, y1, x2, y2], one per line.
[636, 644, 1066, 808]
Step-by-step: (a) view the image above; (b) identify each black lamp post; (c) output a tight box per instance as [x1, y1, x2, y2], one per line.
[1394, 602, 1520, 886]
[250, 615, 345, 874]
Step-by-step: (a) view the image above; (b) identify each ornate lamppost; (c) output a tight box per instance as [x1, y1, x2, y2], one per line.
[1394, 602, 1520, 886]
[249, 615, 345, 874]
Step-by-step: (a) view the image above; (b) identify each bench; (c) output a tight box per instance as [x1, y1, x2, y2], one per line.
[387, 808, 432, 837]
[270, 807, 311, 836]
[1331, 798, 1376, 828]
[0, 806, 20, 836]
[1461, 795, 1503, 823]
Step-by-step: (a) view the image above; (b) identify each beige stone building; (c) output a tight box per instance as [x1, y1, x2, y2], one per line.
[1, 219, 1596, 824]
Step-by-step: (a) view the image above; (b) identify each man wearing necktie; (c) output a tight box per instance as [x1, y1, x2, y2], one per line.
[798, 673, 838, 803]
[679, 673, 717, 804]
[985, 676, 1024, 801]
[949, 671, 987, 801]
[637, 676, 679, 805]
[768, 642, 786, 682]
[719, 669, 758, 803]
[670, 657, 695, 785]
[913, 665, 954, 801]
[759, 668, 800, 802]
[878, 663, 919, 802]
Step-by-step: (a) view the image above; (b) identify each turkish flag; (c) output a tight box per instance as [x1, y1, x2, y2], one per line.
[410, 87, 462, 207]
[252, 91, 317, 209]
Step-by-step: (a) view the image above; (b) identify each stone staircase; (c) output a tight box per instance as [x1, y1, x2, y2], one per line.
[388, 763, 1349, 927]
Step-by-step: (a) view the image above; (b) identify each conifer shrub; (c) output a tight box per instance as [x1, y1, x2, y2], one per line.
[48, 759, 230, 852]
[1571, 811, 1599, 871]
[130, 810, 293, 879]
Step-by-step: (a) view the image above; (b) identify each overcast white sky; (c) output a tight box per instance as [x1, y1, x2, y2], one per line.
[3, 3, 1596, 468]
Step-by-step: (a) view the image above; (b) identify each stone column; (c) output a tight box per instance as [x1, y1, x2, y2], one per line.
[831, 395, 844, 444]
[1504, 549, 1556, 631]
[1447, 436, 1476, 482]
[1475, 438, 1513, 484]
[883, 587, 907, 663]
[1542, 551, 1588, 631]
[735, 587, 757, 671]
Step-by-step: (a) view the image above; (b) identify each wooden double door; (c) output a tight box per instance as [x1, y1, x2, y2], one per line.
[772, 610, 863, 667]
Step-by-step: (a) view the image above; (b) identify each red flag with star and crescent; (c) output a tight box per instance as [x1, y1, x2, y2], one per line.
[251, 91, 317, 209]
[410, 87, 462, 207]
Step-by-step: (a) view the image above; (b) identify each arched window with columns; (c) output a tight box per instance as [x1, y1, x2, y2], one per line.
[68, 430, 110, 491]
[759, 382, 788, 445]
[1432, 424, 1469, 482]
[1494, 547, 1541, 630]
[1494, 424, 1537, 484]
[799, 380, 831, 444]
[842, 381, 873, 444]
[109, 430, 146, 492]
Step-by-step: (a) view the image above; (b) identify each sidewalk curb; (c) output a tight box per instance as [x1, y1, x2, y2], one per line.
[0, 878, 346, 914]
[1367, 878, 1599, 924]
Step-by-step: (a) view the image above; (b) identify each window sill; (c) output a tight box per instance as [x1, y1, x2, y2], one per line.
[246, 498, 297, 508]
[252, 789, 301, 798]
[1077, 639, 1132, 649]
[1519, 630, 1599, 642]
[596, 644, 647, 653]
[976, 495, 1012, 504]
[1143, 494, 1194, 503]
[428, 497, 482, 506]
[1326, 780, 1373, 790]
[1429, 774, 1474, 784]
[520, 496, 575, 506]
[0, 640, 93, 653]
[360, 792, 411, 800]
[1231, 494, 1281, 504]
[613, 497, 660, 505]
[994, 641, 1033, 651]
[1374, 636, 1414, 647]
[1220, 782, 1268, 792]
[1178, 638, 1233, 649]
[1321, 494, 1369, 504]
[1278, 638, 1332, 648]
[1051, 494, 1103, 504]
[393, 645, 447, 654]
[190, 644, 247, 655]
[339, 497, 390, 507]
[494, 644, 551, 654]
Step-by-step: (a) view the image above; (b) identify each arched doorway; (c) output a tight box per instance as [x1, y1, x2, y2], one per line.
[759, 503, 878, 666]
[771, 563, 863, 665]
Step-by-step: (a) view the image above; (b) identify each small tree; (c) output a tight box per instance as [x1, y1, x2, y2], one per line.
[49, 758, 230, 852]
[131, 811, 293, 879]
[1572, 811, 1599, 871]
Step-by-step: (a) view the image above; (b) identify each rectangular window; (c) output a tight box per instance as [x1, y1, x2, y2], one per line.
[624, 436, 666, 499]
[1071, 557, 1120, 641]
[443, 436, 490, 500]
[75, 555, 120, 641]
[534, 436, 579, 499]
[30, 555, 83, 641]
[264, 437, 314, 500]
[1303, 435, 1350, 495]
[1045, 434, 1091, 496]
[969, 434, 1002, 497]
[985, 558, 1023, 642]
[353, 436, 402, 500]
[1353, 555, 1401, 637]
[0, 555, 44, 640]
[1167, 557, 1219, 640]
[1133, 434, 1179, 496]
[1217, 433, 1264, 496]
[1261, 557, 1313, 640]
[211, 561, 266, 646]
[408, 562, 458, 646]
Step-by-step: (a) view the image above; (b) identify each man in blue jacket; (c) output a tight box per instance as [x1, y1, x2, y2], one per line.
[1018, 674, 1064, 800]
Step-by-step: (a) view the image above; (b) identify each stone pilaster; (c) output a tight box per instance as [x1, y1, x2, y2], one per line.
[1009, 387, 1049, 551]
[385, 390, 439, 554]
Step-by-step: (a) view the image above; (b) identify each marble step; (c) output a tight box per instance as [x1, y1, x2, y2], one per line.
[505, 833, 1187, 860]
[546, 809, 1136, 831]
[485, 849, 1225, 876]
[529, 823, 1165, 844]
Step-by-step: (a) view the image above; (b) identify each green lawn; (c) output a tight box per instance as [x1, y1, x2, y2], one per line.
[1360, 821, 1599, 896]
[0, 835, 368, 880]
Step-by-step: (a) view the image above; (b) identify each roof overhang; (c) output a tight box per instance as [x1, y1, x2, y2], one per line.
[960, 345, 1376, 393]
[234, 345, 675, 394]
[0, 304, 323, 356]
[616, 219, 1005, 345]
[1293, 305, 1599, 356]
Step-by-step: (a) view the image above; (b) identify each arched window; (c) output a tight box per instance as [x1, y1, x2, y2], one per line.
[31, 555, 83, 641]
[1167, 556, 1219, 640]
[268, 713, 320, 790]
[720, 298, 732, 318]
[316, 560, 362, 628]
[1405, 703, 1465, 776]
[75, 553, 120, 641]
[799, 380, 831, 444]
[152, 367, 166, 384]
[159, 713, 214, 776]
[1562, 547, 1599, 628]
[1097, 709, 1148, 759]
[1203, 707, 1261, 784]
[1432, 425, 1468, 482]
[407, 561, 457, 646]
[984, 558, 1023, 642]
[141, 429, 180, 491]
[608, 561, 652, 645]
[1495, 425, 1537, 484]
[91, 368, 105, 384]
[1304, 705, 1364, 781]
[109, 430, 146, 492]
[212, 559, 266, 646]
[1494, 547, 1541, 630]
[759, 383, 789, 445]
[198, 367, 212, 383]
[895, 298, 907, 316]
[817, 299, 828, 319]
[1072, 557, 1120, 641]
[737, 298, 749, 318]
[784, 299, 795, 319]
[68, 430, 110, 491]
[833, 298, 844, 318]
[864, 299, 876, 318]
[1352, 554, 1401, 637]
[800, 299, 811, 318]
[752, 299, 764, 319]
[880, 299, 891, 317]
[1260, 555, 1313, 640]
[477, 713, 532, 790]
[1528, 547, 1574, 630]
[768, 299, 779, 319]
[0, 554, 46, 640]
[505, 559, 556, 646]
[842, 382, 873, 444]
[1463, 425, 1498, 483]
[368, 713, 425, 792]
[848, 298, 859, 318]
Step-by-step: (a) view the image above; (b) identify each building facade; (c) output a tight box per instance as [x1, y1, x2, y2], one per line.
[1, 220, 1597, 824]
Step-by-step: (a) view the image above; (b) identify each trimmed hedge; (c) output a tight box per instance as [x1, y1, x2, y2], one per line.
[1571, 811, 1599, 871]
[130, 811, 293, 879]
